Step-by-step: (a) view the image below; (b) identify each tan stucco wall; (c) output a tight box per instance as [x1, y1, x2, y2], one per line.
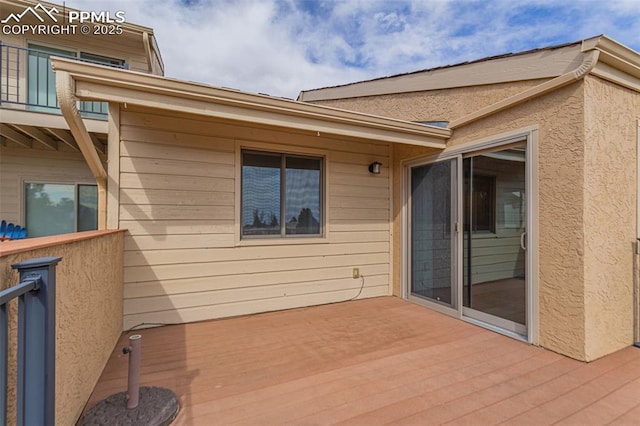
[582, 76, 639, 360]
[0, 230, 124, 425]
[312, 79, 547, 122]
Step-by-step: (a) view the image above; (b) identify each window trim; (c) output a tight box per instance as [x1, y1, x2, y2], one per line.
[22, 179, 98, 236]
[235, 141, 329, 246]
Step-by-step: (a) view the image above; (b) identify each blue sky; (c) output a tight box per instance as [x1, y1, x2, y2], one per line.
[64, 0, 640, 98]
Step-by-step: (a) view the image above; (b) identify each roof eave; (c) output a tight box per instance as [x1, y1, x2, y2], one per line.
[584, 35, 640, 80]
[50, 57, 449, 148]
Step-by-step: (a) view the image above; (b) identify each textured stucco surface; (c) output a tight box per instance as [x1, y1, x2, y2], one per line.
[0, 231, 124, 425]
[582, 76, 639, 360]
[312, 79, 546, 123]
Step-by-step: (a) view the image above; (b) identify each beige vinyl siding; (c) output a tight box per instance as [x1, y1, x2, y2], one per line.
[118, 107, 391, 329]
[0, 145, 96, 224]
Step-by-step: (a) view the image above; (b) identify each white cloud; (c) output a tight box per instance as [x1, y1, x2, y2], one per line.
[59, 0, 640, 99]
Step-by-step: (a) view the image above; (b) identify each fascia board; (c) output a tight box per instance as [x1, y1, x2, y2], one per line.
[51, 57, 450, 147]
[298, 44, 586, 101]
[74, 80, 447, 148]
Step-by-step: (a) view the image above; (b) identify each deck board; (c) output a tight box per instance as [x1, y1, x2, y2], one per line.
[84, 297, 640, 425]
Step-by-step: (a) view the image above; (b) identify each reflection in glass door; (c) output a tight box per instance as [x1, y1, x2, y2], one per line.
[462, 146, 527, 334]
[409, 159, 457, 307]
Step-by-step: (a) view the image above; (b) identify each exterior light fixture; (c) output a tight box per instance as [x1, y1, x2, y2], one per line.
[368, 161, 382, 175]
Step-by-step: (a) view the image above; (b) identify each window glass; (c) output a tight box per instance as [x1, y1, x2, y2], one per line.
[25, 183, 75, 237]
[242, 152, 281, 236]
[79, 52, 125, 67]
[24, 183, 98, 237]
[241, 151, 323, 238]
[78, 185, 98, 232]
[285, 157, 321, 235]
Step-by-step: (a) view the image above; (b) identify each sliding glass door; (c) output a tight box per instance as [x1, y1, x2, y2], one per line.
[407, 142, 529, 338]
[409, 158, 458, 308]
[462, 145, 527, 335]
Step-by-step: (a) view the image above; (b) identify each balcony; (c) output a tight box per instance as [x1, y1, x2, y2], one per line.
[0, 42, 127, 119]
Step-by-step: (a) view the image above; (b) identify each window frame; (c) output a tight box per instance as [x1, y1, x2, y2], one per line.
[235, 142, 329, 246]
[22, 180, 98, 237]
[240, 149, 324, 240]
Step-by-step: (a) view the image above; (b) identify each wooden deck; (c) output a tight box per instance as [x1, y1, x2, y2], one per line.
[85, 297, 640, 425]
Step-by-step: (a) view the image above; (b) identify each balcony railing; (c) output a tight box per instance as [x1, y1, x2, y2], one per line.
[0, 42, 127, 118]
[1, 257, 61, 425]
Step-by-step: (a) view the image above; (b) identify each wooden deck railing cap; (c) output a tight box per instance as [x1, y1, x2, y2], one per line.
[0, 230, 126, 257]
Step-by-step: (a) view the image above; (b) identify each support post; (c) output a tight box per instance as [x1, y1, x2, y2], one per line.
[124, 334, 142, 409]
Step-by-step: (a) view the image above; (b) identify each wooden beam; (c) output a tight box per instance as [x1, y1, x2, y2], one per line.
[0, 108, 108, 133]
[0, 124, 33, 148]
[16, 125, 58, 150]
[45, 128, 79, 151]
[56, 70, 107, 230]
[89, 133, 106, 156]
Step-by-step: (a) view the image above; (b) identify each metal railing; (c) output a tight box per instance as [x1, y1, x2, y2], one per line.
[0, 257, 61, 426]
[0, 42, 126, 118]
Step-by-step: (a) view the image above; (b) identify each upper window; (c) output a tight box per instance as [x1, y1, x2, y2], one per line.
[241, 150, 323, 238]
[24, 183, 98, 237]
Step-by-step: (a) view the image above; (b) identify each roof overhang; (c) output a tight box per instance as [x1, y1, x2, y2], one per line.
[585, 36, 640, 93]
[298, 42, 587, 101]
[50, 58, 449, 148]
[298, 35, 640, 103]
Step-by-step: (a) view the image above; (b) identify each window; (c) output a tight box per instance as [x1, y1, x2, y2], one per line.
[24, 183, 98, 237]
[241, 150, 323, 238]
[464, 174, 496, 233]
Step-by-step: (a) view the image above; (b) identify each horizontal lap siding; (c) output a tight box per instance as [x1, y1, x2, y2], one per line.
[119, 108, 391, 329]
[0, 147, 95, 223]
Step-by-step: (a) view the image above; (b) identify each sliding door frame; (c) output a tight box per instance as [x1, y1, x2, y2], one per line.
[405, 155, 463, 317]
[402, 126, 539, 344]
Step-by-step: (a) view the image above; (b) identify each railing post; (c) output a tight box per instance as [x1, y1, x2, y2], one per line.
[0, 41, 3, 105]
[11, 257, 61, 426]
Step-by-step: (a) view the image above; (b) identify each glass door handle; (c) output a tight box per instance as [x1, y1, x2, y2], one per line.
[520, 231, 527, 251]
